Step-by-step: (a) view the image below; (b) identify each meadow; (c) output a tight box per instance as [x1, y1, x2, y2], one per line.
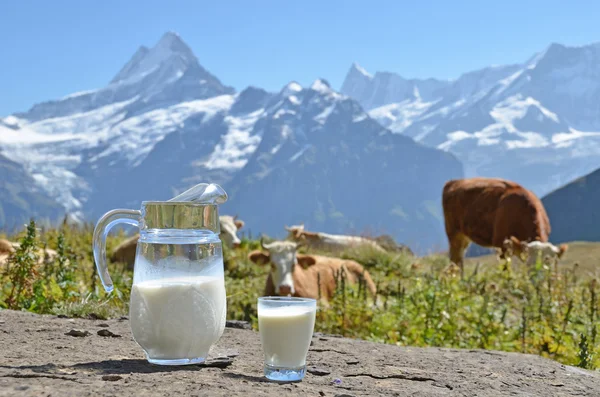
[1, 220, 598, 371]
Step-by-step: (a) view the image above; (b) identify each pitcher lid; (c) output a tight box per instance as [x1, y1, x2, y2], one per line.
[140, 202, 220, 231]
[139, 183, 227, 231]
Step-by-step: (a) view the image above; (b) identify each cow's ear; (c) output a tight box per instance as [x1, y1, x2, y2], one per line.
[558, 244, 568, 258]
[296, 254, 316, 269]
[248, 250, 270, 265]
[234, 220, 244, 230]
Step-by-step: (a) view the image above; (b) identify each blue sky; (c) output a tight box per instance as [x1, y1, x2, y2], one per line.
[2, 0, 600, 115]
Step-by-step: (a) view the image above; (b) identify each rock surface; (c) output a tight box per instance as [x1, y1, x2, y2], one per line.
[0, 310, 598, 396]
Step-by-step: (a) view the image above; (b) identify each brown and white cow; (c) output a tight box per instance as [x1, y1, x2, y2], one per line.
[0, 239, 15, 255]
[110, 215, 245, 269]
[0, 238, 58, 268]
[248, 239, 377, 301]
[442, 177, 551, 273]
[218, 215, 245, 249]
[503, 237, 567, 266]
[285, 224, 386, 254]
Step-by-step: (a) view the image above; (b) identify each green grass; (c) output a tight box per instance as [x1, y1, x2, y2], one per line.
[1, 221, 598, 370]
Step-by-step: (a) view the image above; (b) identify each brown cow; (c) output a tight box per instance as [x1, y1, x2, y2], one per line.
[442, 177, 551, 272]
[248, 239, 377, 301]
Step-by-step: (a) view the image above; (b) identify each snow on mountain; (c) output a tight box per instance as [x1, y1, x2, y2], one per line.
[0, 34, 462, 251]
[0, 152, 65, 230]
[0, 91, 269, 218]
[340, 63, 449, 111]
[0, 32, 240, 220]
[341, 42, 600, 195]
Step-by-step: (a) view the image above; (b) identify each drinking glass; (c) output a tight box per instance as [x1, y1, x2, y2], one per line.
[257, 297, 317, 381]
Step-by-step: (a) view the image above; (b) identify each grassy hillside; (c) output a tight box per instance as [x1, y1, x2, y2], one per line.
[1, 221, 598, 371]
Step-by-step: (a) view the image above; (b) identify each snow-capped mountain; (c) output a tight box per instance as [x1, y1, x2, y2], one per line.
[0, 152, 64, 230]
[0, 33, 462, 251]
[341, 43, 600, 196]
[0, 32, 236, 221]
[225, 79, 463, 251]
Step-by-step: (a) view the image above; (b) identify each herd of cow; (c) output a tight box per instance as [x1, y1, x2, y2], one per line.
[0, 177, 569, 303]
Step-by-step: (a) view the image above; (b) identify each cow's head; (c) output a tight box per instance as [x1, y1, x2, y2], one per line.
[502, 236, 528, 261]
[220, 215, 244, 249]
[504, 238, 568, 265]
[248, 239, 312, 296]
[285, 224, 305, 240]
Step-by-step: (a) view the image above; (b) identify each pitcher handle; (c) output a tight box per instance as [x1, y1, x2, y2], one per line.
[93, 209, 141, 292]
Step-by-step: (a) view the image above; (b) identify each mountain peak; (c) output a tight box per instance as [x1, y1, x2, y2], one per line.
[351, 62, 372, 79]
[153, 31, 194, 59]
[110, 31, 197, 84]
[157, 31, 184, 46]
[310, 78, 332, 92]
[280, 81, 303, 97]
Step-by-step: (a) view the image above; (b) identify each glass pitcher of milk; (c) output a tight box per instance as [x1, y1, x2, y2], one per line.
[92, 183, 228, 365]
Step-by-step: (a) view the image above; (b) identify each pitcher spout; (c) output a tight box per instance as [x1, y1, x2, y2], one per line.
[168, 183, 228, 205]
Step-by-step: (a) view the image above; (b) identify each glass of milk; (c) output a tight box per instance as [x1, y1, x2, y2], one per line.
[93, 184, 228, 365]
[258, 297, 317, 381]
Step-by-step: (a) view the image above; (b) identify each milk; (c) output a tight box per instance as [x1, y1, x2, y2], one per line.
[129, 276, 226, 361]
[258, 306, 316, 368]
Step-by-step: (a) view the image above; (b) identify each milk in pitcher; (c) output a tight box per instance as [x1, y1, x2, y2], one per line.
[129, 275, 226, 363]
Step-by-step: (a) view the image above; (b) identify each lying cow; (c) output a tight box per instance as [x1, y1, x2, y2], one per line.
[442, 177, 551, 273]
[285, 224, 385, 254]
[503, 237, 567, 266]
[371, 234, 413, 255]
[248, 239, 377, 301]
[111, 215, 245, 269]
[0, 238, 58, 268]
[110, 234, 139, 269]
[0, 239, 15, 255]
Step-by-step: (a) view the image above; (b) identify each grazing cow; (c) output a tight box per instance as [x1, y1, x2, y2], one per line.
[503, 237, 568, 266]
[248, 239, 377, 301]
[285, 224, 386, 254]
[110, 215, 245, 269]
[442, 177, 551, 272]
